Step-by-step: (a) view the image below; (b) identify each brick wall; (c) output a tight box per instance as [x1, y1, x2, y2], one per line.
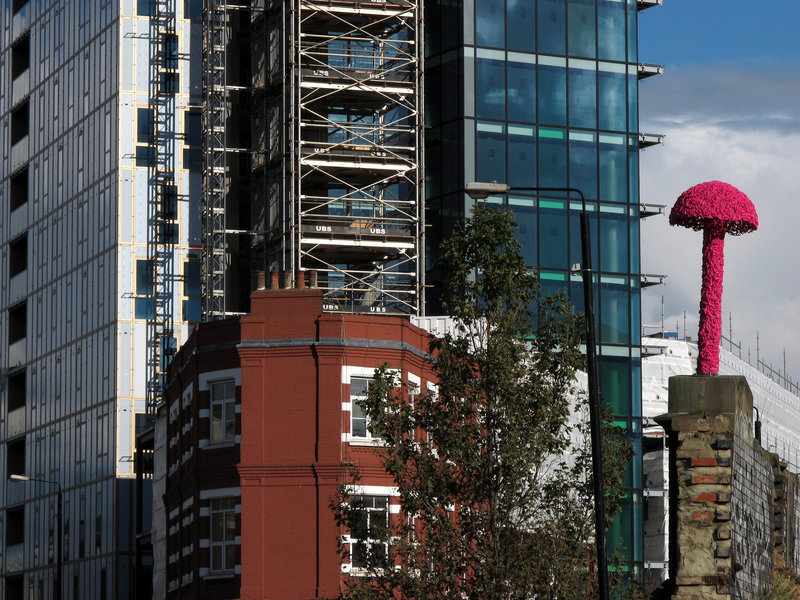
[658, 375, 800, 599]
[731, 433, 774, 597]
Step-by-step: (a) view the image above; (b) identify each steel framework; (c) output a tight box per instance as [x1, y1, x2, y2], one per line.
[202, 0, 259, 319]
[146, 0, 178, 415]
[262, 0, 423, 314]
[202, 0, 231, 319]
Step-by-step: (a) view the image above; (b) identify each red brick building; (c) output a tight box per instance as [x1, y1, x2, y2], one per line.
[155, 288, 436, 599]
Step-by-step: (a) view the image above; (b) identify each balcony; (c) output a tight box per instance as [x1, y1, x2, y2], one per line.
[8, 338, 27, 368]
[8, 207, 27, 240]
[5, 543, 23, 573]
[10, 137, 29, 173]
[11, 4, 30, 41]
[9, 271, 27, 304]
[11, 69, 29, 107]
[7, 406, 25, 438]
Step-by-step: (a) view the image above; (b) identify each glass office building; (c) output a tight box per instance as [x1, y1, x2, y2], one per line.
[425, 0, 648, 577]
[0, 2, 201, 597]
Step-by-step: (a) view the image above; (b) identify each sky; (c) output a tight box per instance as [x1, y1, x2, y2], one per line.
[636, 1, 800, 380]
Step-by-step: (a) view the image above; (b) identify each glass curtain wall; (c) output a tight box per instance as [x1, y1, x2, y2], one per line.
[425, 0, 643, 578]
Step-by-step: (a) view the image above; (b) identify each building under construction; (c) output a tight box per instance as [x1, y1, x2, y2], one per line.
[202, 0, 424, 318]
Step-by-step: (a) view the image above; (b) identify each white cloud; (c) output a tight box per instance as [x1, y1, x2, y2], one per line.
[639, 64, 800, 378]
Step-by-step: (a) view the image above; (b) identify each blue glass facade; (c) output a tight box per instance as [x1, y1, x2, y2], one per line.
[425, 0, 643, 576]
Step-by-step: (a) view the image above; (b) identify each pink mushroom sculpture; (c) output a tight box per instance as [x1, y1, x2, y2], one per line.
[669, 181, 758, 375]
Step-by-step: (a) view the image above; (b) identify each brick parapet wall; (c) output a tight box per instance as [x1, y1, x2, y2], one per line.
[659, 375, 800, 599]
[664, 412, 737, 599]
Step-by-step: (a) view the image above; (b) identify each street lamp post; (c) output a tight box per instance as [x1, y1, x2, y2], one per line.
[10, 474, 62, 600]
[465, 181, 609, 600]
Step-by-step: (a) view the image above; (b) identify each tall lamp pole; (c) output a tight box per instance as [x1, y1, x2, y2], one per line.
[465, 182, 609, 600]
[10, 474, 62, 600]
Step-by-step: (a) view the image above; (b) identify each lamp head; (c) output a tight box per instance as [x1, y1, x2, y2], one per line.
[465, 181, 510, 200]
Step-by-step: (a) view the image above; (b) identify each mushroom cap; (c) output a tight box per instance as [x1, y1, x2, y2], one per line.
[669, 180, 758, 235]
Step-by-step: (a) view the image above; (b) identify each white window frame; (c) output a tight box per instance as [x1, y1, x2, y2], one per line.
[342, 366, 401, 445]
[209, 497, 237, 574]
[346, 494, 389, 572]
[350, 376, 377, 441]
[209, 379, 236, 443]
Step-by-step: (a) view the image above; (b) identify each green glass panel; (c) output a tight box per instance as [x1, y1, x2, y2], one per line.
[600, 355, 631, 416]
[607, 496, 633, 563]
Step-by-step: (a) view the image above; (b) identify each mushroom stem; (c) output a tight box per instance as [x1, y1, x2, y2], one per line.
[697, 221, 726, 374]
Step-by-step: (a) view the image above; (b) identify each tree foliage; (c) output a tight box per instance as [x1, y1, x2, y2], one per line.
[335, 204, 633, 599]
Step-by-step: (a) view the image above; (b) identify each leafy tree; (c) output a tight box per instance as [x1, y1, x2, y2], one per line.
[335, 204, 632, 599]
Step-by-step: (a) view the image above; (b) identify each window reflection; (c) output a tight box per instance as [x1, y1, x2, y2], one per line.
[598, 133, 626, 202]
[476, 58, 505, 119]
[598, 69, 626, 131]
[626, 2, 638, 63]
[537, 0, 565, 55]
[538, 198, 567, 268]
[538, 127, 566, 189]
[568, 67, 596, 129]
[598, 0, 626, 61]
[508, 125, 536, 187]
[568, 130, 597, 199]
[507, 0, 534, 52]
[628, 136, 639, 204]
[598, 204, 627, 273]
[568, 202, 597, 269]
[475, 0, 504, 47]
[537, 64, 566, 126]
[507, 61, 535, 123]
[600, 354, 632, 415]
[476, 122, 505, 184]
[568, 0, 596, 58]
[509, 196, 537, 266]
[629, 204, 640, 274]
[627, 74, 638, 132]
[599, 277, 629, 345]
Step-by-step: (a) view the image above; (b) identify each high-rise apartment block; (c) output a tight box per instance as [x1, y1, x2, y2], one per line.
[423, 0, 663, 577]
[2, 0, 662, 596]
[1, 1, 201, 597]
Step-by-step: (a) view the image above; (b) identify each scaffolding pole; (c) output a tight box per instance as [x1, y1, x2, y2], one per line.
[262, 0, 423, 314]
[146, 0, 178, 416]
[202, 0, 230, 319]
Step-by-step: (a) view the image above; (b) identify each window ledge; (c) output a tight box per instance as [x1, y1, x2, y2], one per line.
[347, 567, 369, 577]
[348, 438, 386, 448]
[205, 440, 237, 449]
[204, 572, 236, 581]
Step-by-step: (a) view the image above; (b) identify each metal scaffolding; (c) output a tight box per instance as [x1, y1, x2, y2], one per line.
[260, 0, 423, 315]
[202, 0, 230, 319]
[202, 0, 260, 319]
[146, 0, 178, 415]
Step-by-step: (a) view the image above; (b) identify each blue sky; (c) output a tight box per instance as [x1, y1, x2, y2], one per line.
[638, 0, 800, 67]
[636, 2, 800, 378]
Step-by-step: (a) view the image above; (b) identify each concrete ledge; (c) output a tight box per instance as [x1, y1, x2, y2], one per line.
[668, 375, 753, 416]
